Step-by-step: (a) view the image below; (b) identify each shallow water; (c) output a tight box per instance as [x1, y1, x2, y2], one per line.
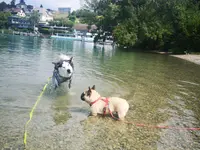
[0, 34, 200, 150]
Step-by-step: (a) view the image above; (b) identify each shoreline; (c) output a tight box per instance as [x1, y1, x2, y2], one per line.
[1, 33, 200, 65]
[147, 50, 200, 66]
[171, 54, 200, 65]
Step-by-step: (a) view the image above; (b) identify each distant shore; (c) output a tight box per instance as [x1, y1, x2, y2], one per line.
[1, 31, 200, 66]
[150, 51, 200, 65]
[171, 54, 200, 65]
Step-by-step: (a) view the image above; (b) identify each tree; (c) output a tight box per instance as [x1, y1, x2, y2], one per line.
[29, 10, 40, 28]
[79, 0, 200, 52]
[0, 2, 8, 11]
[49, 19, 74, 28]
[68, 15, 76, 22]
[70, 11, 76, 16]
[83, 0, 100, 12]
[0, 12, 12, 29]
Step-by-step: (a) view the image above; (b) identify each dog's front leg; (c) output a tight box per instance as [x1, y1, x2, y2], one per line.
[90, 108, 98, 116]
[91, 112, 97, 116]
[88, 112, 97, 117]
[68, 79, 72, 89]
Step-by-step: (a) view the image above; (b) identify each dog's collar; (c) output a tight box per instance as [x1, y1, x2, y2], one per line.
[90, 97, 109, 106]
[90, 97, 102, 106]
[54, 69, 72, 78]
[60, 75, 72, 81]
[90, 97, 110, 116]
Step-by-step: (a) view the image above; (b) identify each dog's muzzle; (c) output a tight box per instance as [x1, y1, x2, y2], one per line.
[81, 93, 85, 101]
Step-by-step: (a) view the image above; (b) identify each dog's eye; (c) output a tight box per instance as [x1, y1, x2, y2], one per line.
[86, 90, 91, 96]
[56, 62, 62, 68]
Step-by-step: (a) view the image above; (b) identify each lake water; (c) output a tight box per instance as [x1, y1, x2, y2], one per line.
[0, 34, 200, 150]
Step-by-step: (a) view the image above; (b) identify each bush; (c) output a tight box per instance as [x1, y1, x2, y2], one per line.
[169, 48, 185, 54]
[39, 28, 50, 34]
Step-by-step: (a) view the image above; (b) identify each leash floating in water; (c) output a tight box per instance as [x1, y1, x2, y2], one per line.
[23, 77, 51, 148]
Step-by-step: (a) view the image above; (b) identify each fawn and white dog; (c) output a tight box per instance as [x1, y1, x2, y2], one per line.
[80, 85, 129, 120]
[52, 54, 74, 89]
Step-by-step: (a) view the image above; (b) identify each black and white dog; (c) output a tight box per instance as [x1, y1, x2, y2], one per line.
[52, 54, 74, 89]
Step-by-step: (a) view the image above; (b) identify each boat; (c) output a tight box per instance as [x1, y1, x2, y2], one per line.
[51, 33, 83, 41]
[50, 30, 96, 43]
[83, 32, 96, 42]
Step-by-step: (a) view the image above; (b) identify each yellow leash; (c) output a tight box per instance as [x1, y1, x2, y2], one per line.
[23, 77, 51, 149]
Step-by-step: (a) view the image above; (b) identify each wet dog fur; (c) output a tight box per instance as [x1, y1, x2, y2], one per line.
[52, 54, 74, 89]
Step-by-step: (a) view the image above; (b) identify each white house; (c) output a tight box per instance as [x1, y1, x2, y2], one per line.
[17, 9, 26, 17]
[34, 6, 53, 23]
[6, 8, 26, 17]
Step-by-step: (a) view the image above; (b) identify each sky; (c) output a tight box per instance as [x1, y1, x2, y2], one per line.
[1, 0, 83, 11]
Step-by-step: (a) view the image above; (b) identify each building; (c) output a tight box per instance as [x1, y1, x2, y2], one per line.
[47, 9, 57, 14]
[8, 16, 32, 29]
[4, 8, 26, 17]
[73, 24, 97, 34]
[34, 6, 53, 23]
[16, 0, 27, 9]
[27, 5, 33, 10]
[15, 0, 33, 17]
[58, 7, 71, 14]
[12, 8, 26, 17]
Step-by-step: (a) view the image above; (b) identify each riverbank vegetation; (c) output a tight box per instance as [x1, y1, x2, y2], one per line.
[0, 12, 11, 29]
[77, 0, 200, 53]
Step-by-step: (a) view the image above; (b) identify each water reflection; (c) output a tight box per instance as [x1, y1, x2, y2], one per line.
[51, 39, 74, 52]
[52, 93, 71, 125]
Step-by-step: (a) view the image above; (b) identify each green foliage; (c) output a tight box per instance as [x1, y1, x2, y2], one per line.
[79, 0, 200, 53]
[113, 20, 138, 47]
[0, 1, 8, 11]
[20, 28, 29, 32]
[83, 0, 100, 12]
[68, 15, 76, 22]
[29, 10, 40, 26]
[49, 19, 74, 28]
[12, 28, 34, 32]
[70, 11, 76, 16]
[0, 12, 12, 29]
[39, 27, 70, 34]
[39, 28, 50, 34]
[75, 9, 97, 24]
[169, 48, 186, 54]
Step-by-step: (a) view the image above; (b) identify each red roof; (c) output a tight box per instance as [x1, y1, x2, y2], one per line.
[4, 8, 22, 13]
[73, 24, 97, 31]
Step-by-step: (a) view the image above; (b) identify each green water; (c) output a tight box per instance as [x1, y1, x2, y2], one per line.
[0, 34, 200, 150]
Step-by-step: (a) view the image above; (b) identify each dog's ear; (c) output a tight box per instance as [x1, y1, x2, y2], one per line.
[88, 86, 91, 92]
[69, 57, 73, 63]
[91, 85, 95, 90]
[87, 87, 92, 96]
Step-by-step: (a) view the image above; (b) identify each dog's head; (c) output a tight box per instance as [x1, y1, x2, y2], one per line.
[52, 54, 74, 78]
[81, 85, 100, 104]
